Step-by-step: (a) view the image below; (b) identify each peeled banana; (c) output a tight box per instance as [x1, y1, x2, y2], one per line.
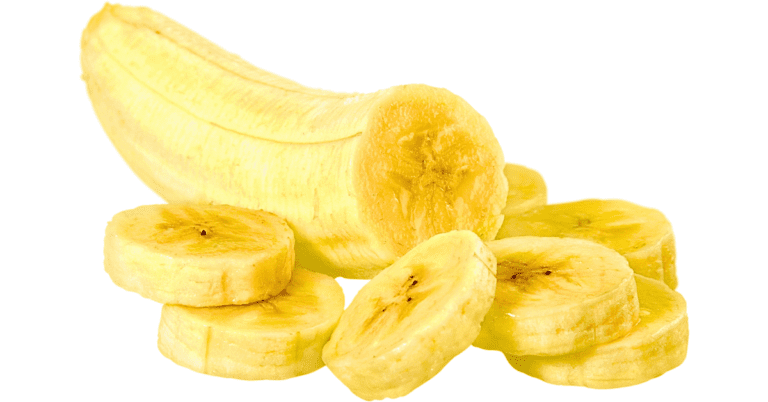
[496, 199, 677, 288]
[158, 268, 344, 380]
[501, 163, 547, 216]
[473, 237, 639, 356]
[104, 204, 294, 307]
[507, 275, 688, 388]
[81, 4, 507, 279]
[322, 230, 497, 400]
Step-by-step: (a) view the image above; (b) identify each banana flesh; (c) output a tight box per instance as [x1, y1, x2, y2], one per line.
[158, 268, 344, 380]
[81, 4, 507, 279]
[322, 231, 497, 400]
[501, 163, 547, 216]
[507, 275, 688, 388]
[474, 237, 639, 356]
[496, 199, 677, 288]
[104, 204, 294, 307]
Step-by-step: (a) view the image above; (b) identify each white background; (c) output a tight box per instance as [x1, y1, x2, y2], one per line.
[2, 0, 766, 400]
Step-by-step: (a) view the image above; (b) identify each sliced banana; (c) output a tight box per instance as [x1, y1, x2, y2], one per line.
[474, 237, 639, 356]
[501, 163, 547, 216]
[81, 4, 507, 279]
[322, 230, 496, 400]
[507, 275, 688, 388]
[496, 199, 677, 289]
[158, 268, 344, 380]
[104, 204, 294, 307]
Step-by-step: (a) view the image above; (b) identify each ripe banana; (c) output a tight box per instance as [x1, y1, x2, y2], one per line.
[322, 230, 496, 400]
[104, 204, 294, 307]
[158, 268, 344, 380]
[81, 4, 507, 279]
[507, 275, 688, 388]
[496, 199, 677, 288]
[501, 163, 547, 216]
[473, 237, 639, 356]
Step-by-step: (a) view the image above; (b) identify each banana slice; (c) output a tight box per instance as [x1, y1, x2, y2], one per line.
[507, 275, 688, 388]
[104, 204, 294, 307]
[81, 5, 507, 279]
[496, 199, 677, 289]
[322, 230, 496, 400]
[473, 237, 639, 356]
[158, 268, 344, 380]
[501, 163, 547, 216]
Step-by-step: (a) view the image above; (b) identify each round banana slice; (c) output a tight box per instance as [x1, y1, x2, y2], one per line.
[158, 268, 344, 380]
[104, 204, 294, 307]
[322, 230, 497, 400]
[473, 237, 640, 356]
[501, 163, 547, 216]
[496, 199, 677, 289]
[507, 275, 688, 388]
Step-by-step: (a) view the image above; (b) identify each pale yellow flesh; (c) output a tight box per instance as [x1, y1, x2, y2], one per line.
[158, 268, 344, 380]
[322, 231, 497, 400]
[501, 163, 547, 216]
[507, 275, 688, 388]
[104, 204, 294, 307]
[356, 90, 507, 256]
[474, 237, 639, 356]
[496, 199, 677, 288]
[81, 4, 507, 279]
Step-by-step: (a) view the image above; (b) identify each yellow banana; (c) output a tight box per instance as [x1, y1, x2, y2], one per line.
[81, 4, 507, 279]
[158, 268, 344, 380]
[501, 163, 547, 216]
[104, 204, 294, 307]
[507, 275, 688, 388]
[474, 237, 639, 356]
[497, 199, 677, 288]
[322, 231, 497, 400]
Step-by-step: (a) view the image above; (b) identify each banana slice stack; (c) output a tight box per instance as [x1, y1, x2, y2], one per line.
[507, 275, 688, 389]
[473, 234, 687, 389]
[480, 166, 688, 388]
[104, 204, 345, 380]
[85, 3, 689, 398]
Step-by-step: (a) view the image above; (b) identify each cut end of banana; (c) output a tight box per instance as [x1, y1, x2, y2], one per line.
[158, 268, 344, 380]
[501, 163, 547, 216]
[497, 199, 677, 289]
[507, 275, 688, 388]
[475, 237, 639, 356]
[322, 230, 496, 400]
[355, 85, 507, 257]
[104, 204, 294, 307]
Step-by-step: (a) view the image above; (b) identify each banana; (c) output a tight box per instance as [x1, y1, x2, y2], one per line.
[81, 4, 507, 279]
[104, 204, 294, 307]
[322, 230, 496, 400]
[501, 163, 547, 216]
[473, 237, 639, 356]
[158, 268, 344, 380]
[507, 275, 688, 388]
[496, 199, 677, 288]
